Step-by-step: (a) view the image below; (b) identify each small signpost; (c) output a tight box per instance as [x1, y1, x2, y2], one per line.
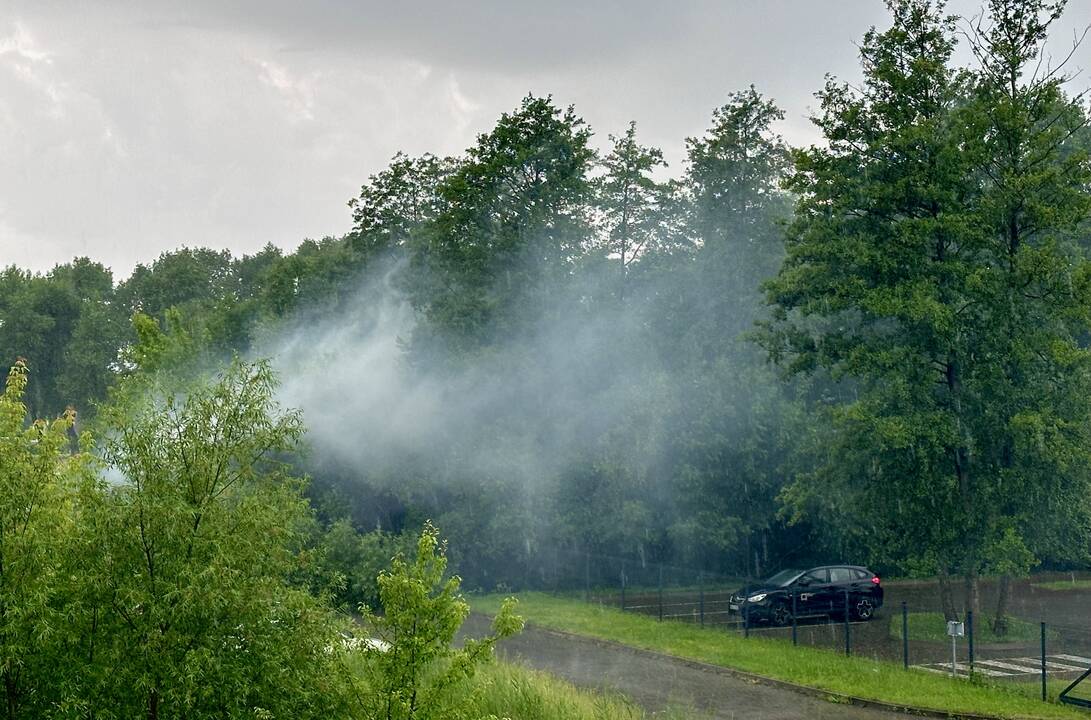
[947, 621, 965, 677]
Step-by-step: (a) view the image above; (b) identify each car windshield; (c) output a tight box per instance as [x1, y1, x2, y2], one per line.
[763, 569, 802, 587]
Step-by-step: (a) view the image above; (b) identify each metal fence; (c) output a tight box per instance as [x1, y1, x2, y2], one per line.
[533, 550, 1091, 708]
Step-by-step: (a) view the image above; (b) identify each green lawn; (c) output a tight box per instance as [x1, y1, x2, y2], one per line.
[471, 592, 1088, 720]
[1032, 580, 1091, 592]
[890, 611, 1053, 644]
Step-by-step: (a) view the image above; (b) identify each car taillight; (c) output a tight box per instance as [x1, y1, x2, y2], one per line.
[871, 576, 881, 584]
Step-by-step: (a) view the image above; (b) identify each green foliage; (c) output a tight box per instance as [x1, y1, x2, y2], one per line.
[321, 519, 415, 611]
[356, 521, 524, 720]
[407, 94, 596, 353]
[69, 359, 349, 719]
[349, 153, 452, 260]
[0, 361, 88, 718]
[595, 122, 669, 296]
[763, 0, 1091, 604]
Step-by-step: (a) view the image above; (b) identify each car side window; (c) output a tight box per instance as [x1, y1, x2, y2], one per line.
[802, 569, 828, 584]
[852, 568, 869, 580]
[829, 567, 853, 583]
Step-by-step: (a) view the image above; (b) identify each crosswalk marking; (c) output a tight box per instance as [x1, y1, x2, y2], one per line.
[1009, 657, 1087, 672]
[1051, 654, 1091, 666]
[953, 663, 1011, 677]
[978, 659, 1046, 674]
[915, 663, 1013, 677]
[914, 654, 1091, 679]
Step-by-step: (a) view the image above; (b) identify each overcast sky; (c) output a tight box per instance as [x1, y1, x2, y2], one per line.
[2, 1, 1088, 277]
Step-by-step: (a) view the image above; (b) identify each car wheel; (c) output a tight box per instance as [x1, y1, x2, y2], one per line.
[854, 598, 874, 621]
[771, 603, 793, 627]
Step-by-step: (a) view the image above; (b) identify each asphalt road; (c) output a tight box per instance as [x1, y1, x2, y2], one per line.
[460, 614, 905, 720]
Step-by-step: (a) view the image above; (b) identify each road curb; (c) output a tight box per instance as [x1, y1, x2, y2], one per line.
[517, 621, 1029, 720]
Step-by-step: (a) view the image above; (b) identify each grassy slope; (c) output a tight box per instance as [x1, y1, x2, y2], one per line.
[472, 593, 1087, 720]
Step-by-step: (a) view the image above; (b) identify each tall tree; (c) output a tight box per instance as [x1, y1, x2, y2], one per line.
[407, 95, 595, 353]
[349, 152, 452, 260]
[764, 0, 1091, 620]
[961, 0, 1091, 629]
[595, 122, 668, 299]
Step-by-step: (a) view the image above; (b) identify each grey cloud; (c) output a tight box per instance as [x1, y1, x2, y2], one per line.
[2, 1, 1087, 275]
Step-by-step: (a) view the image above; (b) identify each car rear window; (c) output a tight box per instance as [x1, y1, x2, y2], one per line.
[829, 567, 853, 583]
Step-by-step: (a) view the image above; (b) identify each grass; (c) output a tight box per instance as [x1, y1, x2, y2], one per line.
[1033, 580, 1091, 592]
[891, 611, 1053, 644]
[472, 662, 694, 720]
[471, 592, 1089, 720]
[346, 650, 690, 720]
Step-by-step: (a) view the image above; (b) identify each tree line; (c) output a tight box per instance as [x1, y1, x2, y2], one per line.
[2, 0, 1090, 633]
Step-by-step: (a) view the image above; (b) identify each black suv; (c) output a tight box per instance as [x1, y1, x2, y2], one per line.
[728, 565, 883, 626]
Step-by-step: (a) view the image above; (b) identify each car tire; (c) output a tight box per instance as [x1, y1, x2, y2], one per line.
[771, 602, 793, 627]
[853, 597, 875, 621]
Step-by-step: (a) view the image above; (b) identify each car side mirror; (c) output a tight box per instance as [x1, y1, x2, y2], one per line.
[796, 577, 810, 587]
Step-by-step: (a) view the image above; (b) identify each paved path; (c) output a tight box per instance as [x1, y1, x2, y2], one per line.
[461, 615, 904, 720]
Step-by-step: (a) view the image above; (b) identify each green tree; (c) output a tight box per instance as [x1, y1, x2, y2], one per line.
[764, 0, 1091, 620]
[356, 521, 522, 720]
[117, 247, 233, 320]
[349, 153, 452, 260]
[77, 359, 348, 718]
[408, 95, 596, 353]
[595, 122, 668, 299]
[684, 86, 791, 350]
[0, 361, 85, 718]
[960, 0, 1091, 629]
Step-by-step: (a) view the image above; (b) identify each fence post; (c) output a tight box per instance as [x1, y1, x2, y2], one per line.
[902, 601, 909, 669]
[699, 573, 705, 628]
[967, 610, 974, 675]
[744, 597, 750, 638]
[791, 589, 798, 646]
[844, 589, 851, 656]
[1042, 621, 1047, 701]
[620, 561, 626, 612]
[658, 565, 664, 621]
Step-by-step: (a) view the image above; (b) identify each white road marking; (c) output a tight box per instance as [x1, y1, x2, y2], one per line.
[914, 663, 1014, 677]
[1009, 657, 1086, 672]
[977, 659, 1046, 674]
[915, 653, 1091, 679]
[954, 663, 1012, 677]
[1051, 654, 1091, 666]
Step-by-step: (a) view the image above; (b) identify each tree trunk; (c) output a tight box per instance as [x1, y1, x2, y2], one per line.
[5, 671, 17, 720]
[963, 566, 980, 616]
[938, 568, 959, 621]
[147, 689, 159, 720]
[992, 574, 1012, 637]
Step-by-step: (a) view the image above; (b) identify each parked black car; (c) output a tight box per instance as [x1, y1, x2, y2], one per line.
[728, 565, 883, 626]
